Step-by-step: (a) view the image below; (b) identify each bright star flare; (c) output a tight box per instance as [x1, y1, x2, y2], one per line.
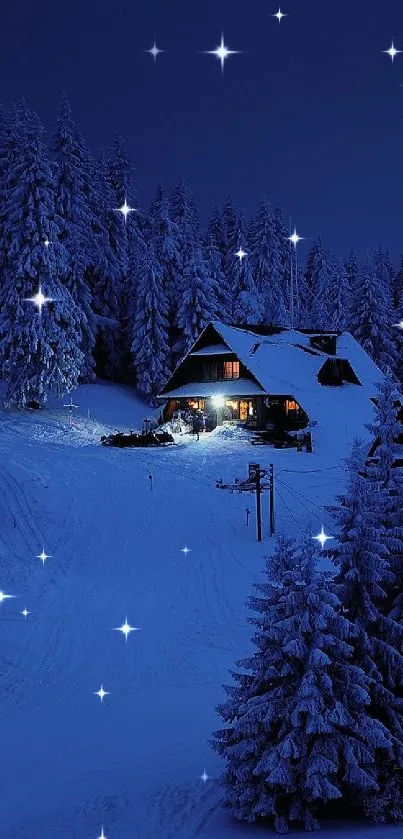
[288, 228, 305, 247]
[25, 285, 53, 315]
[44, 238, 51, 247]
[235, 247, 247, 262]
[393, 320, 403, 329]
[205, 34, 240, 73]
[313, 526, 333, 550]
[0, 591, 15, 603]
[98, 828, 107, 839]
[181, 546, 191, 555]
[21, 608, 30, 618]
[116, 199, 136, 222]
[383, 41, 401, 62]
[147, 40, 164, 61]
[273, 7, 287, 23]
[37, 549, 50, 565]
[201, 769, 210, 783]
[114, 618, 140, 641]
[95, 685, 110, 702]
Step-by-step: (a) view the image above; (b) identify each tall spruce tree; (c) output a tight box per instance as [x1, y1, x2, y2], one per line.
[348, 260, 397, 377]
[333, 442, 403, 822]
[212, 535, 391, 834]
[0, 100, 84, 405]
[147, 186, 182, 331]
[131, 246, 170, 400]
[177, 246, 219, 352]
[205, 204, 231, 320]
[226, 213, 263, 324]
[51, 93, 96, 381]
[203, 235, 228, 321]
[249, 199, 285, 324]
[365, 379, 403, 619]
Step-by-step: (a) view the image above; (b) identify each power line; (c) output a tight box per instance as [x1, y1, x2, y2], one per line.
[276, 476, 335, 521]
[275, 485, 305, 535]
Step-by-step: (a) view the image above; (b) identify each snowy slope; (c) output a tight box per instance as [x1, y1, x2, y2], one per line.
[0, 384, 400, 838]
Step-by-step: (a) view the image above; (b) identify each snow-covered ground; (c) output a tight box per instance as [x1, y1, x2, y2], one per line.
[0, 383, 401, 838]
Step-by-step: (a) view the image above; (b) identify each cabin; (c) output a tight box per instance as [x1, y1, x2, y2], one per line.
[157, 321, 388, 437]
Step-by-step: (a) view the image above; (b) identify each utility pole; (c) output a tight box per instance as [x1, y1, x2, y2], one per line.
[269, 463, 275, 536]
[249, 463, 262, 542]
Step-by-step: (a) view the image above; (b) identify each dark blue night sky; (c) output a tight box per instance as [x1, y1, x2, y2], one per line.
[1, 0, 403, 260]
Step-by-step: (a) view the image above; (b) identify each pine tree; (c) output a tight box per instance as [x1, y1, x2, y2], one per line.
[365, 379, 403, 619]
[203, 235, 229, 321]
[212, 535, 391, 834]
[311, 251, 350, 330]
[392, 257, 403, 311]
[249, 199, 286, 324]
[146, 186, 182, 329]
[169, 174, 200, 261]
[333, 442, 403, 822]
[373, 245, 395, 299]
[347, 260, 397, 377]
[177, 246, 219, 352]
[131, 246, 170, 400]
[51, 93, 96, 381]
[0, 100, 84, 405]
[226, 213, 262, 324]
[205, 204, 231, 320]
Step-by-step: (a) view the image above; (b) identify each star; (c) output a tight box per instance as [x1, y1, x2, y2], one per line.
[44, 238, 51, 247]
[147, 40, 164, 62]
[383, 41, 401, 62]
[181, 546, 191, 555]
[114, 618, 140, 641]
[288, 228, 305, 247]
[116, 199, 136, 222]
[312, 526, 333, 550]
[273, 7, 287, 23]
[205, 34, 240, 73]
[25, 285, 53, 315]
[21, 608, 29, 618]
[37, 549, 50, 565]
[393, 320, 403, 329]
[98, 829, 107, 839]
[200, 769, 210, 783]
[235, 247, 247, 262]
[94, 685, 110, 702]
[0, 591, 15, 603]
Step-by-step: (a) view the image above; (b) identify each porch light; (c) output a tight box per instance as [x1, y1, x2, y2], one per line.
[211, 395, 225, 408]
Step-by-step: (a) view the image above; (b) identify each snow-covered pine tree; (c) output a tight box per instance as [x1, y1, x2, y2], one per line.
[300, 238, 325, 327]
[226, 213, 263, 324]
[205, 204, 231, 320]
[0, 103, 14, 289]
[131, 245, 170, 400]
[364, 378, 403, 620]
[203, 235, 229, 321]
[348, 260, 397, 377]
[332, 441, 403, 822]
[105, 134, 146, 375]
[311, 251, 350, 330]
[392, 257, 403, 312]
[248, 199, 286, 324]
[177, 246, 219, 352]
[212, 534, 391, 834]
[373, 245, 395, 299]
[51, 93, 96, 381]
[0, 99, 84, 405]
[273, 203, 292, 326]
[146, 186, 182, 331]
[169, 174, 200, 261]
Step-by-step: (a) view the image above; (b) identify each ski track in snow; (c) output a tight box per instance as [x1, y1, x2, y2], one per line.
[0, 395, 399, 838]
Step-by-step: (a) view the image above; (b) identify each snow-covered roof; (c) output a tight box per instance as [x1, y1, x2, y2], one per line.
[189, 343, 231, 356]
[161, 378, 265, 398]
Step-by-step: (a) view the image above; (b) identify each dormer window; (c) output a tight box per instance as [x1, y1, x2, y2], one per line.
[223, 360, 240, 379]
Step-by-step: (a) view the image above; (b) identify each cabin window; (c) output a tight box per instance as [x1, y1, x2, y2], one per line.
[223, 360, 240, 379]
[286, 399, 297, 413]
[240, 400, 255, 420]
[203, 362, 218, 381]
